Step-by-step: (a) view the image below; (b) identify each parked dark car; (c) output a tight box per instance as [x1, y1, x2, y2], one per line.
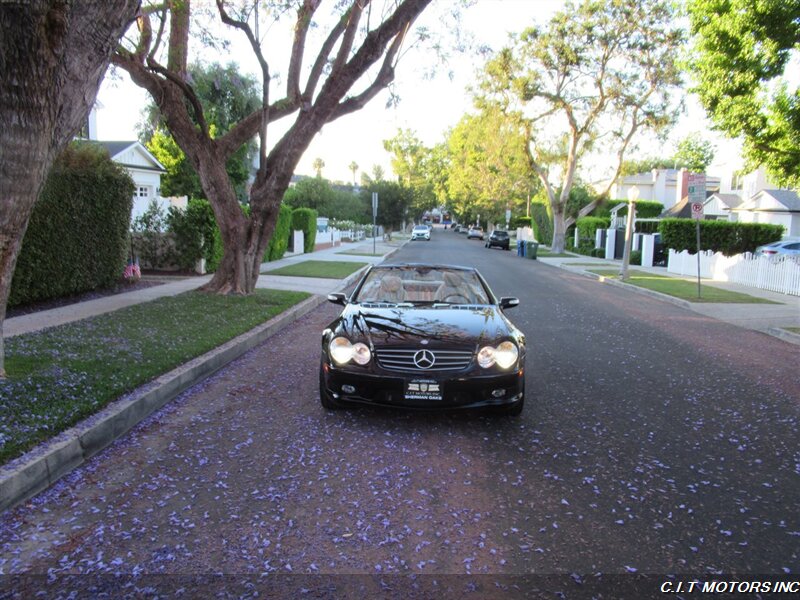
[485, 230, 510, 250]
[320, 264, 526, 415]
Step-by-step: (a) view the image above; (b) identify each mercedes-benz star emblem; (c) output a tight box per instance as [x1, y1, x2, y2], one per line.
[413, 349, 435, 369]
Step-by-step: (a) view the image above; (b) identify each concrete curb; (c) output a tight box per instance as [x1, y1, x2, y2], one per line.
[552, 262, 693, 309]
[0, 266, 370, 514]
[767, 327, 800, 346]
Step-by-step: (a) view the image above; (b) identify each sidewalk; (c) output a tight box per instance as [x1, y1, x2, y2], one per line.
[5, 237, 402, 338]
[537, 251, 800, 341]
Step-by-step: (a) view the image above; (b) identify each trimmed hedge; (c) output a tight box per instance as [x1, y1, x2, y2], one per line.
[614, 200, 664, 218]
[292, 207, 318, 253]
[576, 217, 610, 242]
[658, 219, 784, 255]
[9, 143, 134, 307]
[265, 204, 293, 261]
[512, 216, 533, 228]
[530, 200, 553, 245]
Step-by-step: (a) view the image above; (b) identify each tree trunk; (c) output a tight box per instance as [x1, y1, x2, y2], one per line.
[551, 205, 568, 254]
[0, 1, 139, 377]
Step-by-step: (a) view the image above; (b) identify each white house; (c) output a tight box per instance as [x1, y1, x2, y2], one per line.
[94, 141, 175, 220]
[604, 169, 721, 211]
[730, 189, 800, 237]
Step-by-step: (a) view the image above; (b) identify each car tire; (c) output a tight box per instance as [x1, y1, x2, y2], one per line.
[319, 360, 341, 410]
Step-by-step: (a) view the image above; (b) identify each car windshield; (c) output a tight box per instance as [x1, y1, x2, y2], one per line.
[355, 267, 491, 305]
[492, 231, 508, 237]
[413, 226, 427, 231]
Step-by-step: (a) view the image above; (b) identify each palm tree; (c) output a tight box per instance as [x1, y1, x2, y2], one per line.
[348, 161, 359, 186]
[312, 157, 325, 178]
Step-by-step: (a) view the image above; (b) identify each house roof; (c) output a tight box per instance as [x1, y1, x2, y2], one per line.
[733, 189, 800, 213]
[707, 193, 743, 209]
[95, 140, 166, 173]
[661, 196, 692, 218]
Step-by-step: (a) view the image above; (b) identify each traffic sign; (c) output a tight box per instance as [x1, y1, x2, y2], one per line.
[691, 202, 704, 220]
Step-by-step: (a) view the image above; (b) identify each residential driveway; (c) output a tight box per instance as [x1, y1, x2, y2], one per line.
[1, 233, 798, 596]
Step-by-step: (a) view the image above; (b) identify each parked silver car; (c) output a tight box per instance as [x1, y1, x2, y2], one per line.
[411, 225, 431, 241]
[467, 226, 484, 240]
[754, 239, 800, 258]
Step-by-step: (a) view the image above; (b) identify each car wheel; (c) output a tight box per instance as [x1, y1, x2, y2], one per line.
[319, 360, 341, 410]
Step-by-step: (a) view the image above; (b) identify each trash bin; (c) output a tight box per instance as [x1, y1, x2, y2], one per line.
[526, 241, 539, 259]
[517, 240, 525, 257]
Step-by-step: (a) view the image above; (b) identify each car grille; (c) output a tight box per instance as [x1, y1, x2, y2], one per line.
[375, 347, 474, 372]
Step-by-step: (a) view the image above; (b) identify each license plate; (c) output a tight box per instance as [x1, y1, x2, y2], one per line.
[405, 379, 442, 401]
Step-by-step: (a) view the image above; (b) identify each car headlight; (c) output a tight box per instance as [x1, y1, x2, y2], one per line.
[477, 345, 496, 368]
[329, 336, 371, 365]
[477, 341, 518, 369]
[494, 341, 519, 369]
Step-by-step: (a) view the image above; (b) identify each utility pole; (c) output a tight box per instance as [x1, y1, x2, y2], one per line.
[619, 186, 639, 281]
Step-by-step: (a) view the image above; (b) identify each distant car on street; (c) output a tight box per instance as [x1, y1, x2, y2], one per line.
[754, 239, 800, 258]
[411, 225, 431, 241]
[485, 230, 510, 250]
[467, 226, 484, 240]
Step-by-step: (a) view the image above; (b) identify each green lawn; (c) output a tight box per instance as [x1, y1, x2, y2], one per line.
[589, 269, 780, 304]
[535, 248, 573, 258]
[0, 289, 308, 464]
[268, 260, 368, 278]
[784, 327, 800, 334]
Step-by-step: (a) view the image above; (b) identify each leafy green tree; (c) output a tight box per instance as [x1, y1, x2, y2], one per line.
[383, 128, 438, 214]
[139, 62, 261, 202]
[620, 156, 676, 175]
[283, 177, 335, 214]
[687, 0, 800, 186]
[116, 0, 433, 295]
[348, 161, 359, 186]
[445, 106, 533, 224]
[673, 133, 715, 173]
[361, 181, 412, 231]
[479, 0, 683, 252]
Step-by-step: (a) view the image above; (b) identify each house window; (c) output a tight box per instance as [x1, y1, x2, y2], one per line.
[137, 186, 150, 198]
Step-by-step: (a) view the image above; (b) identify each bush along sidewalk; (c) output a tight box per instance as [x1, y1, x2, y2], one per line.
[0, 289, 308, 465]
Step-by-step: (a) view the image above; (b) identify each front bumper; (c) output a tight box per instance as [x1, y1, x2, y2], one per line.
[321, 362, 524, 410]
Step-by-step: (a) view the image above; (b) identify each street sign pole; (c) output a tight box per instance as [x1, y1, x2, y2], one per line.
[688, 173, 706, 299]
[372, 192, 378, 255]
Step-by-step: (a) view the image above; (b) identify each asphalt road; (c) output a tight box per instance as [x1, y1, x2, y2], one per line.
[1, 230, 798, 595]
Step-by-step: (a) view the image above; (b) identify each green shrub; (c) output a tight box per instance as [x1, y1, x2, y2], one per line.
[265, 204, 293, 261]
[635, 220, 661, 234]
[629, 250, 642, 265]
[576, 217, 610, 241]
[512, 216, 533, 228]
[9, 142, 134, 306]
[615, 200, 664, 218]
[292, 207, 318, 253]
[591, 247, 606, 258]
[659, 219, 784, 255]
[530, 200, 553, 245]
[132, 199, 168, 268]
[166, 199, 222, 271]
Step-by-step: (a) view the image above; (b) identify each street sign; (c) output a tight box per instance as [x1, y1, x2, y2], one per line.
[691, 202, 704, 220]
[371, 192, 378, 218]
[688, 173, 706, 204]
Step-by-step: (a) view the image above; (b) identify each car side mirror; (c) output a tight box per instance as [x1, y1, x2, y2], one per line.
[499, 297, 520, 309]
[327, 293, 347, 306]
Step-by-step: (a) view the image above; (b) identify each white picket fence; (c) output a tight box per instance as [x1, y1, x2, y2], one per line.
[668, 249, 800, 296]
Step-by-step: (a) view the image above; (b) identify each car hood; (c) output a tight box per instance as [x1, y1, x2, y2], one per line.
[336, 305, 513, 347]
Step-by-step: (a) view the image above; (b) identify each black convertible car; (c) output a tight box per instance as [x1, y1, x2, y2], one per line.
[320, 264, 526, 415]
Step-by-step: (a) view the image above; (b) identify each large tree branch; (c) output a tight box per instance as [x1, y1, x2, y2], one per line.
[217, 99, 298, 158]
[328, 25, 405, 121]
[303, 13, 348, 102]
[287, 0, 321, 104]
[331, 1, 365, 75]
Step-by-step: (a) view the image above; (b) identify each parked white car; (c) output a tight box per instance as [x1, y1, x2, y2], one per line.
[411, 225, 431, 241]
[754, 239, 800, 258]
